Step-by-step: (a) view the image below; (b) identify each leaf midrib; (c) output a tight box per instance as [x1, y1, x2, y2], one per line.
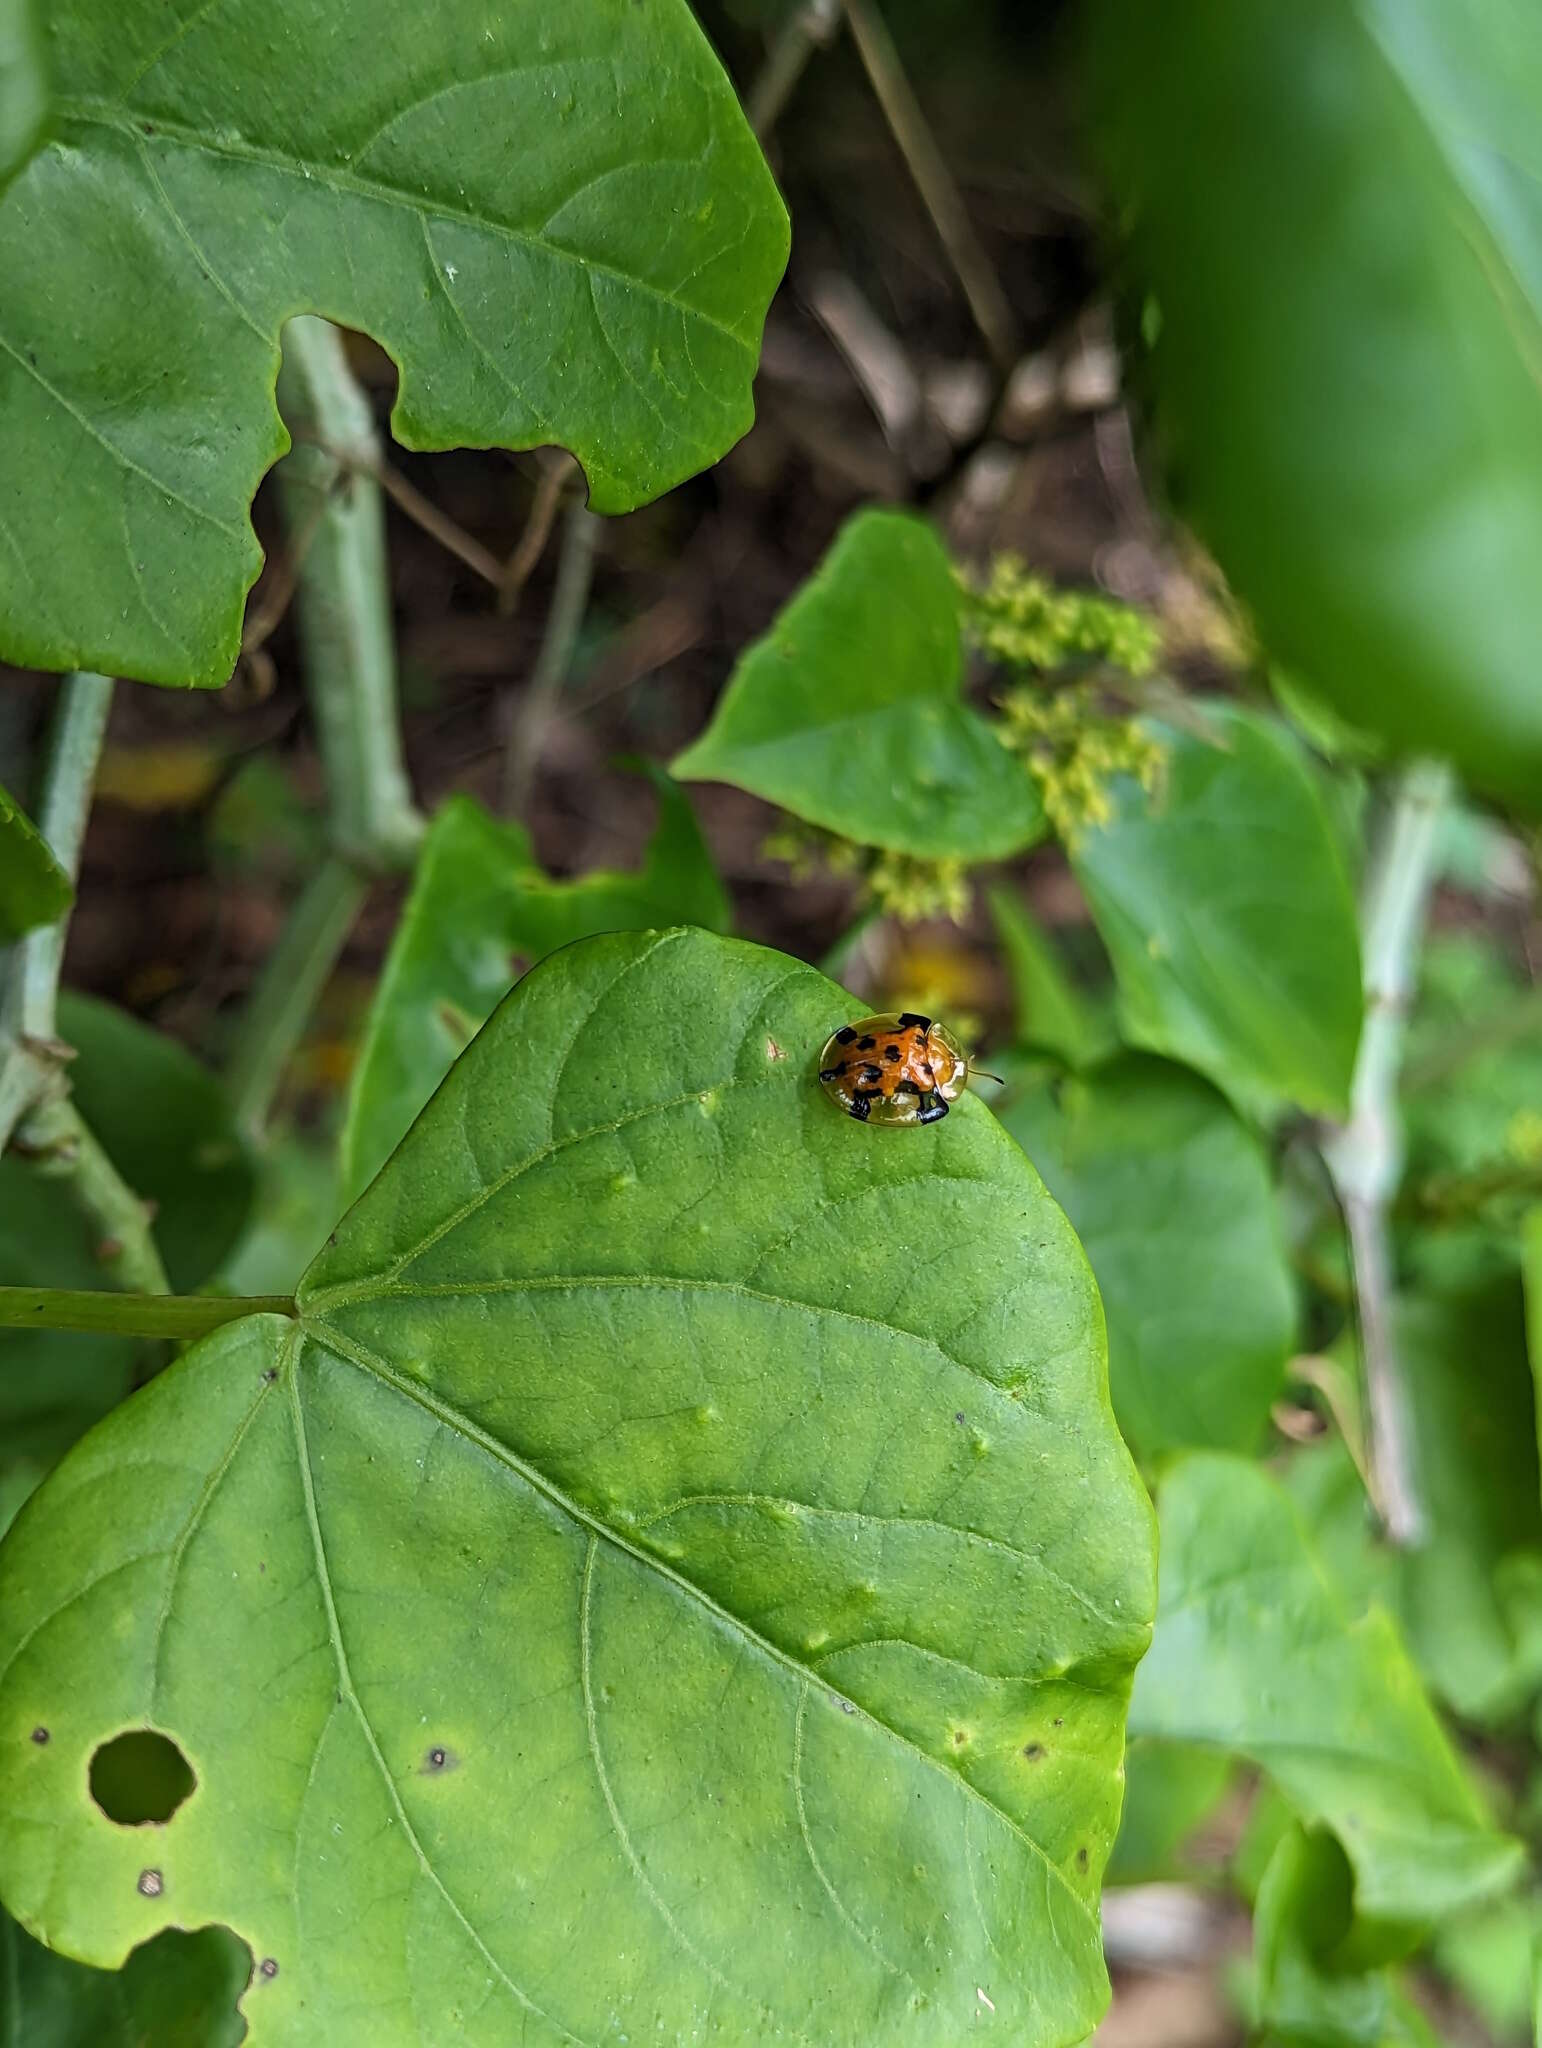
[54, 99, 758, 355]
[302, 1317, 1099, 1932]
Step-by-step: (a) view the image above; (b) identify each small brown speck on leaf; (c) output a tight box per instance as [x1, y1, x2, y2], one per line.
[766, 1036, 785, 1061]
[137, 1869, 163, 1897]
[1022, 1743, 1045, 1761]
[1076, 1847, 1089, 1871]
[95, 1236, 124, 1262]
[1053, 1717, 1064, 1727]
[954, 1412, 966, 1425]
[259, 1957, 280, 1979]
[261, 1369, 277, 1384]
[30, 1727, 48, 1745]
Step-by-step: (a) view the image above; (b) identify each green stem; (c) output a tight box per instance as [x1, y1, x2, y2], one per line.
[17, 1095, 171, 1295]
[501, 497, 601, 818]
[0, 672, 114, 1152]
[1322, 757, 1453, 1549]
[0, 1287, 293, 1339]
[224, 853, 369, 1143]
[275, 315, 423, 873]
[2, 672, 112, 1047]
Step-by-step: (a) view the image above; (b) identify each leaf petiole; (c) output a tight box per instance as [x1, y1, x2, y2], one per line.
[0, 1288, 294, 1340]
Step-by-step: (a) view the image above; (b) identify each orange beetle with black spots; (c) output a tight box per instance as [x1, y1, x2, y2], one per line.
[817, 1012, 971, 1127]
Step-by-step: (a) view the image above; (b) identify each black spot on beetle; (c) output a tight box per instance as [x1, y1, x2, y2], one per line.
[137, 1869, 163, 1898]
[259, 1957, 280, 1979]
[30, 1726, 48, 1745]
[898, 1012, 931, 1030]
[818, 1067, 842, 1083]
[1023, 1743, 1045, 1761]
[835, 1027, 857, 1045]
[860, 1065, 882, 1082]
[857, 1035, 876, 1050]
[883, 1044, 902, 1062]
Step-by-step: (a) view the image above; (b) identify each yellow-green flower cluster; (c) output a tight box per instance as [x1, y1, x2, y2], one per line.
[762, 822, 971, 924]
[960, 556, 1162, 679]
[996, 685, 1166, 846]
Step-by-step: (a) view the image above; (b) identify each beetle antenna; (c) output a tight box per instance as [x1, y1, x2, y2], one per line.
[968, 1064, 1004, 1084]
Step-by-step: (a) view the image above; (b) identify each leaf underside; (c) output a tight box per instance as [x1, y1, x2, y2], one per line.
[0, 0, 788, 685]
[0, 929, 1155, 2048]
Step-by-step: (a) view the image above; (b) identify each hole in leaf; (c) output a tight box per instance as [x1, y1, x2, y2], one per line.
[90, 1729, 196, 1825]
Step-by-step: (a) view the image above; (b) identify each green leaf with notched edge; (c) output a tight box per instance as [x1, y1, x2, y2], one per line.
[0, 2, 788, 688]
[0, 779, 70, 940]
[998, 1053, 1295, 1458]
[0, 1907, 249, 2047]
[1089, 0, 1542, 810]
[339, 770, 730, 1204]
[1070, 705, 1362, 1119]
[1130, 1454, 1524, 1947]
[0, 929, 1155, 2048]
[673, 510, 1045, 861]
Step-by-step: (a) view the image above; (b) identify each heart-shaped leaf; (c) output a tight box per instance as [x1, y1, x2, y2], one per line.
[1069, 705, 1362, 1118]
[0, 0, 788, 686]
[673, 510, 1046, 861]
[0, 1906, 248, 2047]
[1130, 1454, 1523, 1942]
[1089, 0, 1542, 807]
[0, 780, 70, 940]
[998, 1053, 1295, 1457]
[340, 770, 730, 1202]
[0, 928, 1155, 2048]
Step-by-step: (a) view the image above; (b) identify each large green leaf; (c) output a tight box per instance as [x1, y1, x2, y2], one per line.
[0, 929, 1156, 2048]
[1130, 1454, 1523, 1946]
[0, 993, 255, 1529]
[673, 510, 1045, 861]
[0, 1907, 248, 2047]
[0, 1, 788, 687]
[1069, 705, 1362, 1118]
[339, 770, 730, 1203]
[999, 1052, 1295, 1457]
[0, 779, 70, 939]
[1089, 0, 1542, 807]
[0, 0, 46, 190]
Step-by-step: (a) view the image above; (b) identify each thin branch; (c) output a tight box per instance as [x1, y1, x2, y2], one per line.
[747, 0, 842, 139]
[223, 854, 369, 1145]
[498, 453, 577, 616]
[1322, 757, 1453, 1548]
[841, 0, 1017, 372]
[0, 1285, 292, 1339]
[501, 497, 601, 819]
